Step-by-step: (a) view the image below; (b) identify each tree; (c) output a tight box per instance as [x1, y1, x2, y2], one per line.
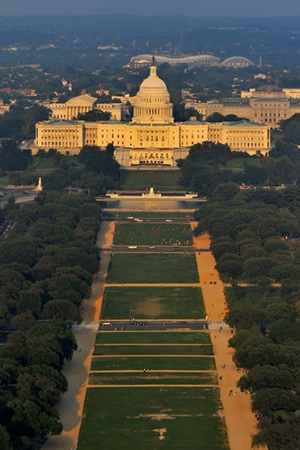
[0, 425, 12, 450]
[252, 412, 300, 450]
[0, 140, 27, 171]
[206, 112, 224, 122]
[11, 312, 35, 332]
[215, 253, 242, 278]
[269, 139, 299, 162]
[43, 300, 82, 323]
[237, 365, 297, 392]
[210, 237, 238, 259]
[243, 257, 278, 280]
[77, 109, 111, 121]
[17, 288, 42, 318]
[275, 156, 294, 184]
[228, 329, 255, 350]
[78, 145, 120, 182]
[225, 301, 265, 330]
[27, 347, 61, 369]
[79, 172, 104, 196]
[284, 121, 300, 145]
[241, 246, 266, 262]
[243, 165, 267, 185]
[252, 388, 300, 416]
[211, 182, 240, 201]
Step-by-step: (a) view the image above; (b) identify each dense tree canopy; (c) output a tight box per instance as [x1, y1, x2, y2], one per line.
[0, 192, 102, 448]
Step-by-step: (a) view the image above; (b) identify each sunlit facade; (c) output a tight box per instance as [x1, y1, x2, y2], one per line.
[34, 60, 271, 165]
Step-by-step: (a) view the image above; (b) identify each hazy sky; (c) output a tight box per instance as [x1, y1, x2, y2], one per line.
[1, 0, 300, 18]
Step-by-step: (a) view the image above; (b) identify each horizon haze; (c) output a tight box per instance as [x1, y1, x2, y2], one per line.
[1, 0, 300, 19]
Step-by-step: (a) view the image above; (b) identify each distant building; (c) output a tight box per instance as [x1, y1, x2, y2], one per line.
[128, 54, 221, 68]
[34, 59, 270, 164]
[49, 94, 97, 120]
[221, 56, 254, 68]
[186, 78, 300, 127]
[0, 99, 11, 115]
[95, 103, 122, 121]
[128, 54, 254, 68]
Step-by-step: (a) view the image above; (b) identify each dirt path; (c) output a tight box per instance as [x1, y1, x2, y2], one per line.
[42, 222, 115, 450]
[191, 223, 263, 450]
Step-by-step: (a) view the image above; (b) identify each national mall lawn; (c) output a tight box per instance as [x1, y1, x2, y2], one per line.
[77, 216, 229, 450]
[106, 253, 199, 283]
[101, 286, 205, 319]
[113, 222, 193, 246]
[77, 387, 229, 450]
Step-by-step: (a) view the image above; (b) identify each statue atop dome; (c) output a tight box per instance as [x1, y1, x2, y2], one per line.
[151, 55, 157, 67]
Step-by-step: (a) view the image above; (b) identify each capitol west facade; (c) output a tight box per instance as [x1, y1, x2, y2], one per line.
[34, 60, 271, 166]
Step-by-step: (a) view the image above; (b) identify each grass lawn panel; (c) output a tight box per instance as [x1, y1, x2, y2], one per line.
[225, 286, 280, 308]
[91, 356, 216, 371]
[30, 154, 82, 170]
[77, 387, 229, 450]
[103, 211, 194, 219]
[114, 223, 193, 246]
[101, 287, 205, 319]
[119, 170, 181, 191]
[223, 157, 263, 171]
[88, 372, 217, 385]
[93, 344, 213, 355]
[106, 254, 199, 283]
[95, 331, 211, 345]
[0, 175, 9, 186]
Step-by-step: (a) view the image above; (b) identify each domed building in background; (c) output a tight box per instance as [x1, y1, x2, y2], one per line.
[132, 58, 174, 125]
[34, 58, 271, 165]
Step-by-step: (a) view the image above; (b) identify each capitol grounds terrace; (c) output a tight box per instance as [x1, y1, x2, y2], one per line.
[77, 207, 230, 450]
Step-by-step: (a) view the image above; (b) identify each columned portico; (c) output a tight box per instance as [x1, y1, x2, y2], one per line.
[130, 148, 174, 166]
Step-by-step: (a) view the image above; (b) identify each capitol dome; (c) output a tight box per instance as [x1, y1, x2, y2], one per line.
[139, 68, 169, 92]
[132, 57, 174, 124]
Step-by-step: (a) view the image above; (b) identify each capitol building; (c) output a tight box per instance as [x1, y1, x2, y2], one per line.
[34, 59, 271, 166]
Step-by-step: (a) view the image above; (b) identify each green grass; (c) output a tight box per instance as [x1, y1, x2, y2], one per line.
[91, 356, 216, 371]
[29, 154, 83, 170]
[113, 223, 193, 246]
[77, 387, 229, 450]
[106, 254, 199, 283]
[101, 287, 205, 320]
[93, 344, 213, 355]
[225, 286, 280, 308]
[89, 372, 217, 385]
[95, 331, 211, 345]
[271, 131, 284, 141]
[102, 211, 194, 218]
[0, 175, 9, 186]
[223, 156, 265, 171]
[119, 170, 182, 191]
